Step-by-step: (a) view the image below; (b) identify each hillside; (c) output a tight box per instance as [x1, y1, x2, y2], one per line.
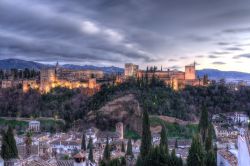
[0, 59, 49, 70]
[0, 58, 123, 74]
[197, 69, 250, 83]
[86, 94, 142, 133]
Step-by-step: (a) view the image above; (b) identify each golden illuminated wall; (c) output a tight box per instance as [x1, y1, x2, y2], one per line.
[125, 63, 139, 78]
[40, 68, 56, 92]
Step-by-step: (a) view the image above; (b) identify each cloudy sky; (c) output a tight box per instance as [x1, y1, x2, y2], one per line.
[0, 0, 250, 72]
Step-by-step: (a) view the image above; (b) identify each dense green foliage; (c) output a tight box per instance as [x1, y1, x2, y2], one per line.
[126, 139, 133, 157]
[124, 128, 141, 140]
[0, 118, 65, 133]
[103, 138, 111, 161]
[150, 117, 198, 139]
[100, 157, 126, 166]
[187, 106, 216, 166]
[81, 133, 86, 150]
[1, 126, 18, 160]
[140, 110, 151, 158]
[187, 134, 205, 166]
[88, 138, 94, 162]
[137, 122, 183, 166]
[1, 77, 250, 132]
[160, 124, 168, 153]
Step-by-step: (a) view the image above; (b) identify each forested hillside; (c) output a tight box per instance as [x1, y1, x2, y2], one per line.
[1, 78, 250, 131]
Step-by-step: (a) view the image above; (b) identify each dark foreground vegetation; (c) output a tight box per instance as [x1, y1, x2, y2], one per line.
[0, 77, 250, 131]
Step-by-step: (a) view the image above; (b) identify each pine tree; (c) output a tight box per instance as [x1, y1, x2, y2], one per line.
[160, 124, 169, 156]
[199, 107, 209, 142]
[81, 132, 86, 151]
[103, 137, 110, 161]
[121, 141, 125, 152]
[140, 110, 151, 158]
[187, 134, 205, 166]
[88, 137, 94, 162]
[126, 139, 133, 157]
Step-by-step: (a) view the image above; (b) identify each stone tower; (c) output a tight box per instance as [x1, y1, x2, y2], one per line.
[185, 62, 196, 80]
[116, 122, 124, 140]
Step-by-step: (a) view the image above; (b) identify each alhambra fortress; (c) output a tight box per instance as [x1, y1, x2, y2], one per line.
[1, 62, 207, 93]
[125, 62, 206, 90]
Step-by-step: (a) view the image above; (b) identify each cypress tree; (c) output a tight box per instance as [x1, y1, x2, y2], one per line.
[88, 137, 94, 162]
[199, 107, 209, 142]
[103, 137, 110, 161]
[205, 150, 216, 166]
[187, 134, 205, 166]
[175, 139, 178, 149]
[205, 124, 213, 151]
[140, 110, 151, 158]
[120, 156, 126, 166]
[7, 126, 18, 158]
[81, 132, 86, 151]
[121, 141, 125, 152]
[135, 155, 143, 166]
[160, 125, 168, 153]
[1, 131, 11, 160]
[25, 131, 32, 157]
[1, 126, 18, 160]
[126, 139, 133, 157]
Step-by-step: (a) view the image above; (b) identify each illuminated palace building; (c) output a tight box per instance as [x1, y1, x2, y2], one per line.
[40, 63, 103, 93]
[125, 62, 206, 90]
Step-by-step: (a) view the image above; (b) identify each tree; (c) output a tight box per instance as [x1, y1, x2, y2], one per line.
[126, 139, 133, 157]
[205, 125, 213, 151]
[1, 126, 18, 160]
[140, 110, 151, 158]
[169, 149, 182, 166]
[25, 131, 32, 157]
[199, 107, 209, 142]
[135, 155, 143, 166]
[160, 125, 168, 154]
[205, 150, 216, 166]
[81, 133, 86, 150]
[88, 137, 94, 162]
[121, 141, 125, 152]
[187, 134, 205, 166]
[175, 139, 178, 149]
[103, 137, 110, 161]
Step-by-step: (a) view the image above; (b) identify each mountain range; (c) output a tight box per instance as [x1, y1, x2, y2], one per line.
[0, 59, 250, 82]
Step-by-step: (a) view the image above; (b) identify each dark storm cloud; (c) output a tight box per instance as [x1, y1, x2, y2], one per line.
[168, 59, 177, 62]
[211, 51, 230, 55]
[223, 27, 250, 33]
[212, 62, 226, 65]
[217, 42, 231, 46]
[167, 65, 181, 70]
[195, 55, 204, 58]
[208, 55, 219, 59]
[0, 0, 250, 66]
[233, 53, 250, 59]
[225, 47, 243, 51]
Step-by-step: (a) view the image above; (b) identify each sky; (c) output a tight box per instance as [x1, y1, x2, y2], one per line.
[0, 0, 250, 72]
